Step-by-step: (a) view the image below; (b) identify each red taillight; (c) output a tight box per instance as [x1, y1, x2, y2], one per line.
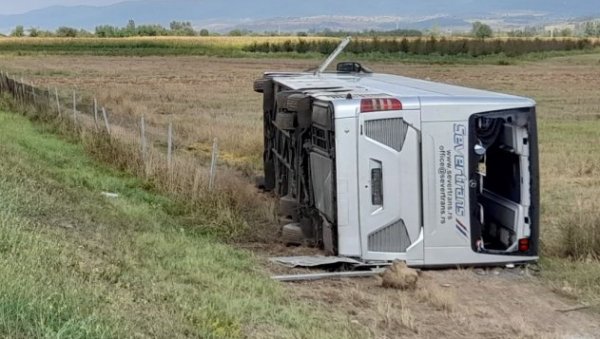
[360, 98, 402, 113]
[519, 238, 530, 252]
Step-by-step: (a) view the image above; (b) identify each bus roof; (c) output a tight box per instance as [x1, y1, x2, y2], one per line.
[269, 72, 533, 106]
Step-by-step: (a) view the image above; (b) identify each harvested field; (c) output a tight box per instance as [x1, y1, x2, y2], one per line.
[2, 54, 599, 256]
[1, 52, 600, 337]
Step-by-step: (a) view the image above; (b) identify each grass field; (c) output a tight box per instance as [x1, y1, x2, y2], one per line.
[1, 39, 600, 338]
[4, 103, 599, 338]
[0, 109, 371, 338]
[2, 52, 599, 301]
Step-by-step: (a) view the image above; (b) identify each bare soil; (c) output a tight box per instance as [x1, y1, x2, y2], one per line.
[259, 251, 600, 339]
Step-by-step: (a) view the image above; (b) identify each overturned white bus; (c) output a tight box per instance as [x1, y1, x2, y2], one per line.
[254, 41, 539, 267]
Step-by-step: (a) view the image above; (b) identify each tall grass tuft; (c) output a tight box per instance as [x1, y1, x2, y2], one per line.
[559, 198, 600, 260]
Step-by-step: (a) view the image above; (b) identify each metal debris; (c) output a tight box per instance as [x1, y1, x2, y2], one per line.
[272, 269, 385, 282]
[270, 256, 363, 268]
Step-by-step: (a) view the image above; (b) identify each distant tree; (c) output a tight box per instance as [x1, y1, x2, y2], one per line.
[199, 29, 209, 36]
[169, 21, 189, 30]
[583, 21, 600, 38]
[56, 26, 78, 37]
[228, 29, 243, 36]
[123, 19, 136, 36]
[137, 24, 168, 36]
[297, 31, 308, 37]
[28, 27, 39, 37]
[560, 28, 573, 37]
[78, 29, 94, 37]
[95, 25, 118, 37]
[584, 22, 595, 37]
[399, 37, 409, 53]
[127, 19, 136, 31]
[169, 21, 195, 36]
[11, 25, 25, 37]
[472, 21, 493, 39]
[26, 28, 54, 37]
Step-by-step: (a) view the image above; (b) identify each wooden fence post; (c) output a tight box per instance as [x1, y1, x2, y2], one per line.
[209, 138, 219, 191]
[14, 77, 20, 102]
[167, 121, 173, 170]
[55, 88, 61, 117]
[46, 86, 51, 108]
[20, 77, 24, 103]
[72, 91, 78, 124]
[101, 107, 111, 135]
[93, 97, 99, 131]
[0, 72, 6, 95]
[140, 115, 147, 159]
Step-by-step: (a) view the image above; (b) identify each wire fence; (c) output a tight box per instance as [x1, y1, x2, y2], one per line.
[0, 70, 221, 191]
[0, 70, 277, 239]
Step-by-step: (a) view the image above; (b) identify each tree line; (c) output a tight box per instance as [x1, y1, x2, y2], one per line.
[6, 19, 600, 39]
[9, 21, 210, 38]
[243, 36, 600, 57]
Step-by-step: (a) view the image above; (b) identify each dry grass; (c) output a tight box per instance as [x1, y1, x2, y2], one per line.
[377, 299, 419, 334]
[416, 281, 456, 312]
[1, 52, 600, 258]
[3, 53, 598, 256]
[2, 56, 315, 175]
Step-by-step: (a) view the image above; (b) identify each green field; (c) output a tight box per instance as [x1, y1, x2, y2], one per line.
[0, 109, 364, 338]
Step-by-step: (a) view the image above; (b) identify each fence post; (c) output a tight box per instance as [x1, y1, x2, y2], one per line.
[55, 88, 61, 117]
[20, 77, 24, 104]
[93, 97, 99, 131]
[101, 107, 111, 135]
[46, 86, 51, 108]
[167, 121, 173, 170]
[4, 73, 7, 94]
[0, 71, 6, 95]
[140, 115, 147, 163]
[14, 77, 20, 103]
[5, 73, 11, 98]
[209, 138, 219, 191]
[72, 91, 77, 124]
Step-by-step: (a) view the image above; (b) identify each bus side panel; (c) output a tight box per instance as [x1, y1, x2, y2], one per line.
[334, 117, 361, 257]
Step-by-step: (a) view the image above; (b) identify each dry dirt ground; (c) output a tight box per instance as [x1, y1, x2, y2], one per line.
[1, 54, 600, 338]
[251, 244, 600, 339]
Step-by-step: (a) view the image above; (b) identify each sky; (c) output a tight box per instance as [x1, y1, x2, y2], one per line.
[0, 0, 124, 14]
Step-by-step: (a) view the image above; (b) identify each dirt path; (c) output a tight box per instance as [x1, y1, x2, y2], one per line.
[253, 245, 600, 338]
